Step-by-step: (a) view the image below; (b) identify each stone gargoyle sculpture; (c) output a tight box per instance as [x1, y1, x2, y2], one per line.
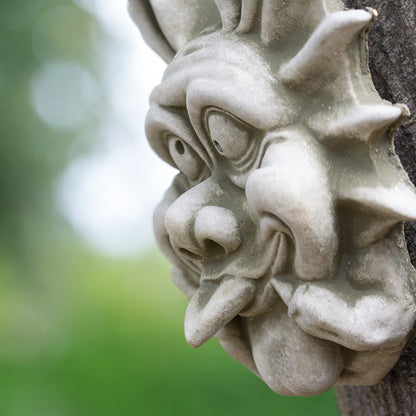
[129, 0, 416, 396]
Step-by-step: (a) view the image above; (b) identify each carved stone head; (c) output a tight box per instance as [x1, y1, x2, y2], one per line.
[130, 0, 416, 396]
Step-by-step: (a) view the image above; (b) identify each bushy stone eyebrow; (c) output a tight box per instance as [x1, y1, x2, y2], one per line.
[145, 103, 214, 170]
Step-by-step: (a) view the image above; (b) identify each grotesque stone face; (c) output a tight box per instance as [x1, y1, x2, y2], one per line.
[131, 0, 416, 396]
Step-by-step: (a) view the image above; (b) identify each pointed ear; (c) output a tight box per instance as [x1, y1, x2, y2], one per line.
[128, 0, 220, 62]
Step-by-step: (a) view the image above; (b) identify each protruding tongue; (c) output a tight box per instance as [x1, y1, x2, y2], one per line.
[185, 277, 256, 348]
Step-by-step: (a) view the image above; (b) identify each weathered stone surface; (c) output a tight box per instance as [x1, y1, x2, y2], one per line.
[130, 0, 416, 397]
[335, 0, 416, 414]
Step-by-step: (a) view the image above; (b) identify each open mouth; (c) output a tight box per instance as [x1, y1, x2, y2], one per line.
[184, 230, 288, 347]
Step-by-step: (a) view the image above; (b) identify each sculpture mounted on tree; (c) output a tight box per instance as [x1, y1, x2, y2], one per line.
[129, 0, 416, 396]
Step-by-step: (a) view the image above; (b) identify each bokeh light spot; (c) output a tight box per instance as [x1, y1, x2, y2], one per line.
[30, 61, 96, 130]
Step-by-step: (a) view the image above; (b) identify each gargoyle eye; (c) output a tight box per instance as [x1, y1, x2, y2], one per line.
[207, 112, 251, 160]
[167, 134, 204, 181]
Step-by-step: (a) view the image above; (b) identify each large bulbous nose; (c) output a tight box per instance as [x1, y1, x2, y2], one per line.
[194, 206, 241, 255]
[164, 183, 241, 261]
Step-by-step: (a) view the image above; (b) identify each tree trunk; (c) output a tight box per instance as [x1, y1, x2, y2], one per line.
[335, 1, 416, 414]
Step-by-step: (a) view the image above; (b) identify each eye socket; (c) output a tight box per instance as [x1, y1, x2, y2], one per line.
[207, 111, 251, 160]
[167, 135, 204, 181]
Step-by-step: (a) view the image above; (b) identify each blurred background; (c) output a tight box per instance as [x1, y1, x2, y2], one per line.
[0, 1, 338, 414]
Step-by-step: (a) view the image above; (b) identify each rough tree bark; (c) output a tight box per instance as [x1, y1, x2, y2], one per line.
[336, 1, 416, 415]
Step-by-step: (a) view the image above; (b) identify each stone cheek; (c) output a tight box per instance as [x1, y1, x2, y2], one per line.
[130, 0, 416, 396]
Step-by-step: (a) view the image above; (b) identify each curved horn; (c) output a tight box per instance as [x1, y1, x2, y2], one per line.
[128, 0, 220, 61]
[128, 0, 175, 62]
[280, 9, 376, 90]
[308, 104, 408, 143]
[339, 183, 416, 222]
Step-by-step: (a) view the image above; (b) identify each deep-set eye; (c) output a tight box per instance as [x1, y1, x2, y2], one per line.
[207, 112, 251, 160]
[167, 135, 204, 181]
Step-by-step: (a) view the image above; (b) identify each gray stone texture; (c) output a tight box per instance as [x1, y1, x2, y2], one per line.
[336, 0, 416, 414]
[130, 0, 416, 401]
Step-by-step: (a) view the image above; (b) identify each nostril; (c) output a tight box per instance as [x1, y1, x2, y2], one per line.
[201, 239, 226, 258]
[166, 202, 241, 261]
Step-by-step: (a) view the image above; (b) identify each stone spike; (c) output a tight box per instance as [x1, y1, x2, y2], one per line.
[339, 184, 416, 223]
[237, 0, 260, 33]
[309, 104, 407, 143]
[280, 9, 375, 89]
[215, 0, 242, 32]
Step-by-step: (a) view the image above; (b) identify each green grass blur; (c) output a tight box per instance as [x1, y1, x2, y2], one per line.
[0, 1, 339, 414]
[0, 246, 338, 416]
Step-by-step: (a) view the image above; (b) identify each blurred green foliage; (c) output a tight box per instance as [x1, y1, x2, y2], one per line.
[0, 1, 339, 415]
[0, 249, 338, 416]
[0, 0, 105, 264]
